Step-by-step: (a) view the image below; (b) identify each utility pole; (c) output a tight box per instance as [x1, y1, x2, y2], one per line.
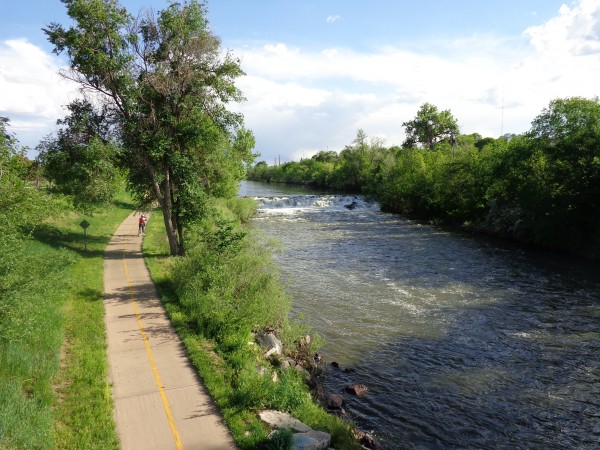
[501, 85, 505, 136]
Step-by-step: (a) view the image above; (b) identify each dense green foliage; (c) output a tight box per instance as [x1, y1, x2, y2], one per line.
[1, 118, 128, 449]
[248, 97, 600, 258]
[4, 1, 361, 448]
[402, 102, 460, 149]
[143, 198, 361, 449]
[172, 201, 291, 350]
[37, 100, 122, 211]
[1, 118, 51, 240]
[45, 0, 255, 255]
[1, 113, 359, 448]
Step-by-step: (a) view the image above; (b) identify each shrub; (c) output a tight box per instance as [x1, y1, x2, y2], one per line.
[173, 206, 290, 349]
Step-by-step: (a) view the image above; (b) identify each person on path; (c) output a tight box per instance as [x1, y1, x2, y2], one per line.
[138, 214, 146, 235]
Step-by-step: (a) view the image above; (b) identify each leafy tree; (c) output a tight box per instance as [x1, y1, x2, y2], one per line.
[402, 103, 459, 150]
[522, 97, 600, 249]
[0, 118, 50, 237]
[248, 160, 269, 181]
[312, 150, 339, 164]
[1, 118, 55, 292]
[38, 99, 121, 211]
[45, 0, 255, 255]
[331, 129, 375, 191]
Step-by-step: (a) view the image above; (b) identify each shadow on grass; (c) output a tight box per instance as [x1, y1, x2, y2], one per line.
[79, 287, 104, 303]
[113, 199, 136, 210]
[32, 224, 108, 258]
[151, 278, 179, 306]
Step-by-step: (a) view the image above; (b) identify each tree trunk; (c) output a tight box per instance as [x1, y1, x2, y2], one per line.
[161, 170, 181, 256]
[144, 154, 181, 256]
[176, 216, 185, 256]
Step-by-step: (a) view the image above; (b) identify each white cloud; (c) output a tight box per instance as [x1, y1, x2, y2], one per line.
[524, 0, 600, 56]
[234, 0, 600, 163]
[0, 39, 79, 150]
[326, 15, 341, 23]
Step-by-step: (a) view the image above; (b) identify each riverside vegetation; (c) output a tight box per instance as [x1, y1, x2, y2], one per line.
[1, 121, 361, 449]
[248, 98, 600, 260]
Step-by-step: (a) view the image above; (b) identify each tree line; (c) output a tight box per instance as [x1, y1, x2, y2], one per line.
[248, 98, 600, 259]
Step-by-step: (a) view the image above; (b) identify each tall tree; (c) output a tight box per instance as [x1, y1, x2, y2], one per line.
[1, 117, 53, 266]
[402, 103, 459, 150]
[523, 96, 600, 248]
[45, 0, 255, 255]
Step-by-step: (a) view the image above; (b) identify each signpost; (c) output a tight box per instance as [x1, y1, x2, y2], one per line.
[80, 220, 90, 250]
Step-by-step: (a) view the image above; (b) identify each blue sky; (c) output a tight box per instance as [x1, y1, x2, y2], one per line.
[1, 0, 598, 164]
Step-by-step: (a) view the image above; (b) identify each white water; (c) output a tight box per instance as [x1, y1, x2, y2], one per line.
[253, 194, 380, 214]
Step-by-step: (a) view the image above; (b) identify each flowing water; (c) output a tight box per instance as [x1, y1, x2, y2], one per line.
[239, 180, 600, 450]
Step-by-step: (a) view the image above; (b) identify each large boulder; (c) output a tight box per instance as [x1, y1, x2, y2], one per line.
[351, 428, 377, 449]
[345, 384, 368, 397]
[259, 410, 332, 450]
[256, 331, 283, 357]
[258, 410, 311, 433]
[326, 393, 345, 410]
[292, 430, 331, 450]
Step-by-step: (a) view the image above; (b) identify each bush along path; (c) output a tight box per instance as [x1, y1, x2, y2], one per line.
[103, 212, 235, 450]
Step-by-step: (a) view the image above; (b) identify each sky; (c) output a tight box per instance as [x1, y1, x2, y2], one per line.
[1, 0, 599, 164]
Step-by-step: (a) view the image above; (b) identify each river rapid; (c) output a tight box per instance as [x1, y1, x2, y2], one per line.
[239, 180, 600, 450]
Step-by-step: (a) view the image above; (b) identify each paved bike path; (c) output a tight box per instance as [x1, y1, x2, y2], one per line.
[103, 212, 236, 450]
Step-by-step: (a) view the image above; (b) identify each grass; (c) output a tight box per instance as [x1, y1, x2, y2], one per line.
[0, 190, 133, 449]
[143, 199, 362, 450]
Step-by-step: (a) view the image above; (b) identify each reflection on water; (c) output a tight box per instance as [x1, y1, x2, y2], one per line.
[241, 181, 600, 449]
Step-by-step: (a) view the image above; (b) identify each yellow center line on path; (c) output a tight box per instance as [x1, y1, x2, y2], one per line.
[123, 255, 184, 450]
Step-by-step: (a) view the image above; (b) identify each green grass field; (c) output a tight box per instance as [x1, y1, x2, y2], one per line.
[0, 191, 133, 450]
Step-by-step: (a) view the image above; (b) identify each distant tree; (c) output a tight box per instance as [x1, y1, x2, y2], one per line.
[499, 133, 517, 142]
[402, 103, 459, 150]
[1, 117, 52, 241]
[312, 150, 339, 164]
[253, 161, 268, 171]
[45, 0, 255, 255]
[353, 128, 368, 148]
[474, 137, 496, 150]
[331, 129, 385, 192]
[332, 130, 370, 191]
[248, 160, 270, 181]
[523, 96, 600, 248]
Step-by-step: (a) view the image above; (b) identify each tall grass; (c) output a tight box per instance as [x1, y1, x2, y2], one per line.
[0, 190, 132, 449]
[143, 197, 361, 449]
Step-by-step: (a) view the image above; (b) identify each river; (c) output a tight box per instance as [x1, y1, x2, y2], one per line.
[239, 180, 600, 450]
